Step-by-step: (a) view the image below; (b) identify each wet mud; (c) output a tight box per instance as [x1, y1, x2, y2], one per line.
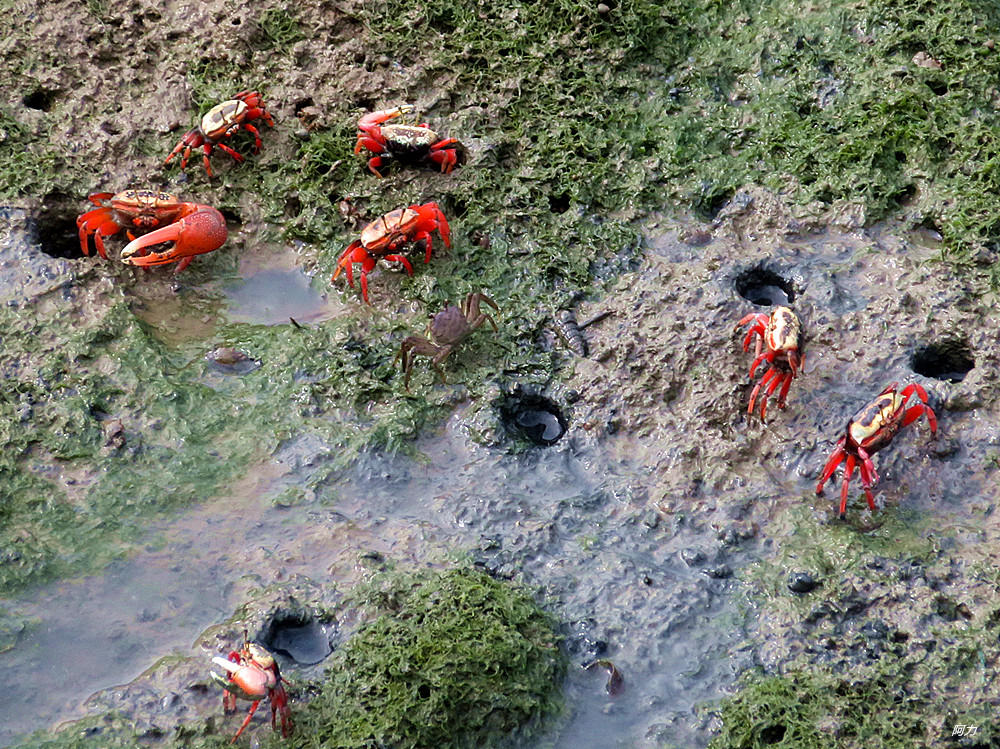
[7, 188, 999, 747]
[3, 0, 1000, 745]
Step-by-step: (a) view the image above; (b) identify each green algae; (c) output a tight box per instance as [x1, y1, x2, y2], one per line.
[275, 566, 566, 749]
[708, 649, 999, 748]
[654, 0, 1000, 268]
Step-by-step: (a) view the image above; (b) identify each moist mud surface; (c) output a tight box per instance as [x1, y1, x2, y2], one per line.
[4, 0, 1000, 747]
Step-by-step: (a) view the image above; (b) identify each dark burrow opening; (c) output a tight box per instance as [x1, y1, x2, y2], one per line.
[910, 339, 974, 382]
[734, 267, 795, 306]
[260, 615, 334, 666]
[33, 195, 85, 259]
[499, 388, 568, 446]
[23, 87, 59, 111]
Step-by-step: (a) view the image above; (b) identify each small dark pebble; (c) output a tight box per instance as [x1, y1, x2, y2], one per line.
[702, 565, 732, 579]
[788, 572, 819, 593]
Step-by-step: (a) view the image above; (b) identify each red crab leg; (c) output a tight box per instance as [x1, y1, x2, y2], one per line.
[902, 403, 937, 434]
[333, 242, 362, 284]
[815, 441, 846, 494]
[269, 683, 292, 736]
[79, 216, 119, 258]
[900, 382, 928, 402]
[213, 142, 246, 164]
[857, 459, 878, 511]
[120, 205, 227, 271]
[87, 192, 114, 206]
[356, 136, 386, 156]
[776, 370, 793, 408]
[414, 230, 435, 264]
[430, 204, 451, 249]
[231, 699, 261, 743]
[242, 107, 274, 128]
[382, 254, 414, 275]
[358, 255, 379, 304]
[429, 139, 461, 173]
[367, 156, 387, 177]
[748, 367, 776, 417]
[164, 129, 204, 168]
[749, 349, 775, 379]
[839, 454, 857, 518]
[759, 369, 785, 423]
[241, 122, 264, 153]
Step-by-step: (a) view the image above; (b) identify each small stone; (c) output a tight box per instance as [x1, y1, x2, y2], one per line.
[911, 51, 942, 69]
[206, 346, 248, 365]
[680, 548, 706, 567]
[788, 572, 819, 593]
[597, 3, 610, 14]
[702, 564, 732, 579]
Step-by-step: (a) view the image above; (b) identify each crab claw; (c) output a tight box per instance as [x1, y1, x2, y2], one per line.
[213, 656, 242, 675]
[121, 204, 227, 272]
[358, 104, 415, 130]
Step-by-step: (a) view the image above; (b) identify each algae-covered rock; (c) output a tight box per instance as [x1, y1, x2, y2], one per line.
[290, 566, 566, 749]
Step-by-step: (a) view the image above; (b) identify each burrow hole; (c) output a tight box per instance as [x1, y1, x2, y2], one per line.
[911, 339, 974, 383]
[734, 267, 795, 306]
[34, 194, 84, 259]
[260, 614, 333, 666]
[500, 389, 568, 446]
[23, 88, 59, 111]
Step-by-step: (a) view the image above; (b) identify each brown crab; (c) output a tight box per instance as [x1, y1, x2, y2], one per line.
[394, 292, 500, 388]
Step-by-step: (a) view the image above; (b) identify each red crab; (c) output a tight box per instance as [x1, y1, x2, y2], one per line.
[737, 306, 803, 421]
[77, 190, 227, 271]
[332, 202, 450, 303]
[211, 640, 293, 744]
[354, 105, 463, 177]
[164, 90, 274, 177]
[815, 382, 938, 518]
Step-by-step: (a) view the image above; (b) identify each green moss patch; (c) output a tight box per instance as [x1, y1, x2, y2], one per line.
[708, 662, 999, 749]
[287, 567, 566, 749]
[656, 0, 1000, 268]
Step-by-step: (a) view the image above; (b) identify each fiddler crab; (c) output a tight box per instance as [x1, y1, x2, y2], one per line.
[332, 202, 451, 304]
[211, 638, 293, 743]
[164, 90, 274, 177]
[737, 306, 803, 421]
[816, 381, 938, 518]
[77, 189, 227, 271]
[354, 105, 464, 177]
[394, 292, 499, 388]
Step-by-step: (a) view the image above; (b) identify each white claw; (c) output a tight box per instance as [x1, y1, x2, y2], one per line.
[212, 656, 241, 674]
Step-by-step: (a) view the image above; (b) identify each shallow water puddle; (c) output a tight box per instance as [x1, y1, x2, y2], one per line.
[220, 242, 347, 326]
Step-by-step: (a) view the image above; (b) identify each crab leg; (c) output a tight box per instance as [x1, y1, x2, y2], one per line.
[749, 350, 774, 379]
[838, 454, 857, 518]
[748, 367, 776, 417]
[815, 441, 846, 495]
[758, 369, 786, 422]
[78, 215, 120, 258]
[120, 205, 227, 272]
[231, 699, 262, 743]
[857, 458, 878, 511]
[902, 403, 937, 433]
[776, 370, 794, 408]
